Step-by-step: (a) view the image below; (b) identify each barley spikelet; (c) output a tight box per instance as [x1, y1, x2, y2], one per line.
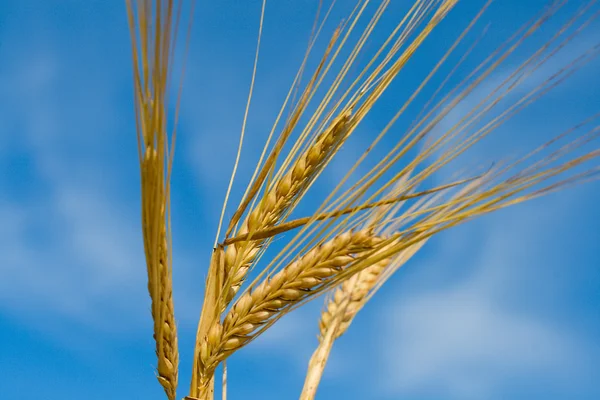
[223, 109, 353, 307]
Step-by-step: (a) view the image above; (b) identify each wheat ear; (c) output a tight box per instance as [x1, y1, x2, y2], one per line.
[319, 261, 388, 340]
[300, 240, 425, 400]
[320, 240, 425, 340]
[297, 258, 392, 400]
[193, 228, 383, 396]
[222, 99, 353, 308]
[141, 148, 179, 399]
[126, 1, 186, 398]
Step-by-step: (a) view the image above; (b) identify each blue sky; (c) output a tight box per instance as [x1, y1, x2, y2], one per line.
[0, 1, 599, 399]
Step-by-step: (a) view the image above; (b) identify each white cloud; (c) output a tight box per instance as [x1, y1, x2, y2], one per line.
[375, 192, 598, 399]
[382, 279, 584, 398]
[0, 43, 150, 334]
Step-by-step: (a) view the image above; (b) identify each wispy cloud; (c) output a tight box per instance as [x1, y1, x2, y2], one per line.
[0, 38, 149, 335]
[374, 191, 599, 399]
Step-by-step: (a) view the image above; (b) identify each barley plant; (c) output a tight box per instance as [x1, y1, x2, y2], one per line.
[125, 0, 599, 399]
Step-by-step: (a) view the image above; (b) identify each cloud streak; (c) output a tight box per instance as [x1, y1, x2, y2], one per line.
[374, 190, 599, 399]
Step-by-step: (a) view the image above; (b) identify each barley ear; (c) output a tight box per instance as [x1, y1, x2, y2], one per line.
[220, 30, 348, 311]
[195, 229, 385, 391]
[126, 1, 186, 398]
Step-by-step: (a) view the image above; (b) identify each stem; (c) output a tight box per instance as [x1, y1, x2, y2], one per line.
[190, 248, 223, 400]
[300, 298, 348, 400]
[222, 361, 227, 400]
